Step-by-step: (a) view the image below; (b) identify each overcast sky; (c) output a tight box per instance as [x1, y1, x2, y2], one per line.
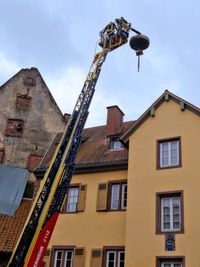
[1, 0, 200, 127]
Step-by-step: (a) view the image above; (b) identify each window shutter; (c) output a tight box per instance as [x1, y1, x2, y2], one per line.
[90, 249, 102, 267]
[44, 249, 51, 256]
[0, 149, 5, 164]
[96, 183, 108, 211]
[73, 247, 85, 267]
[77, 184, 87, 212]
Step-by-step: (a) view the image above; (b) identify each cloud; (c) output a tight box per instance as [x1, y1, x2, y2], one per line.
[45, 65, 121, 127]
[47, 66, 86, 113]
[0, 53, 20, 84]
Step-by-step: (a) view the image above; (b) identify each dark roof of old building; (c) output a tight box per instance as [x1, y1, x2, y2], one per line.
[0, 199, 32, 252]
[35, 120, 135, 175]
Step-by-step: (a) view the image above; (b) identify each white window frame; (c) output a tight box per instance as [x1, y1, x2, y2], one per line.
[106, 250, 125, 267]
[64, 250, 73, 267]
[117, 251, 125, 267]
[54, 250, 62, 267]
[110, 182, 127, 211]
[109, 139, 124, 151]
[106, 251, 117, 267]
[161, 197, 181, 232]
[67, 187, 79, 212]
[111, 184, 120, 210]
[161, 262, 182, 267]
[54, 249, 73, 267]
[160, 140, 179, 168]
[121, 183, 127, 210]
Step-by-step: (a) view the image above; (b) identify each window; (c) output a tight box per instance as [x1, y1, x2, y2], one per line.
[109, 181, 127, 211]
[53, 249, 73, 267]
[66, 187, 79, 212]
[109, 138, 124, 151]
[5, 119, 24, 137]
[16, 94, 32, 109]
[156, 191, 184, 234]
[63, 184, 87, 213]
[156, 257, 184, 267]
[161, 197, 181, 232]
[104, 249, 125, 267]
[161, 263, 182, 267]
[51, 247, 85, 267]
[157, 138, 181, 169]
[121, 183, 127, 209]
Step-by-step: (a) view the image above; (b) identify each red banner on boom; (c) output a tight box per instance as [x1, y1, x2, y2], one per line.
[27, 212, 59, 267]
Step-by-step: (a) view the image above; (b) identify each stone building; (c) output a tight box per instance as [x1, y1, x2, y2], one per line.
[0, 67, 66, 266]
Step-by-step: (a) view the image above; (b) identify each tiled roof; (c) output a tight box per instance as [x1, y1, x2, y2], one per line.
[36, 121, 135, 172]
[0, 199, 32, 252]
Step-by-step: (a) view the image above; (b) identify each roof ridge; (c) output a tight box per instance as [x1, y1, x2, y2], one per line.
[122, 90, 200, 142]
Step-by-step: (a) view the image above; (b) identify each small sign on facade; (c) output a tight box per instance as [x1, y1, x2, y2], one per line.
[165, 234, 175, 251]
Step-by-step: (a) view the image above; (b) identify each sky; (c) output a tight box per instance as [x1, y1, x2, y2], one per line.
[1, 0, 200, 127]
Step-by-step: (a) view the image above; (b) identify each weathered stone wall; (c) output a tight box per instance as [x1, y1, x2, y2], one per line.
[0, 67, 66, 169]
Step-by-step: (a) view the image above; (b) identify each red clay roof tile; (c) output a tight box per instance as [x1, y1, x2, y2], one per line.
[0, 200, 32, 252]
[37, 121, 135, 171]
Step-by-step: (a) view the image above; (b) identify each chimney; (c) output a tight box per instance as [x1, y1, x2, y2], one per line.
[106, 106, 124, 136]
[63, 113, 71, 123]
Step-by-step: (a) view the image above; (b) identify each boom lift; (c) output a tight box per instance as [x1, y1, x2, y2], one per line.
[8, 17, 149, 267]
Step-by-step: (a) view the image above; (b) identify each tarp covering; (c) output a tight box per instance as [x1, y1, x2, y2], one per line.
[0, 165, 28, 216]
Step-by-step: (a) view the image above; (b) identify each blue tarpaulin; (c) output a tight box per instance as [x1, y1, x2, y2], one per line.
[0, 165, 28, 216]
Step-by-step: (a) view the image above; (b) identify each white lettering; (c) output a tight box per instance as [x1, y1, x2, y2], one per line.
[33, 246, 44, 267]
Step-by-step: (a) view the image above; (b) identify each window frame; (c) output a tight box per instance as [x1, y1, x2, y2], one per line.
[121, 183, 128, 210]
[156, 256, 185, 267]
[157, 137, 182, 170]
[50, 246, 75, 267]
[161, 197, 181, 232]
[103, 246, 125, 267]
[63, 184, 80, 213]
[108, 180, 127, 211]
[109, 138, 124, 151]
[156, 191, 184, 234]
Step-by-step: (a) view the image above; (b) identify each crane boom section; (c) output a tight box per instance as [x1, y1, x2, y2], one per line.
[8, 17, 132, 267]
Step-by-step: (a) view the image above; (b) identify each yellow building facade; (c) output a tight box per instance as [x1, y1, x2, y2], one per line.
[41, 91, 200, 267]
[45, 170, 127, 267]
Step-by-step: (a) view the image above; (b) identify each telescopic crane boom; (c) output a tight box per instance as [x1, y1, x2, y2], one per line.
[8, 17, 149, 267]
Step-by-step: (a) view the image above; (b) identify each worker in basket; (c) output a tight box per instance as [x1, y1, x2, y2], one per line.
[99, 18, 130, 49]
[99, 21, 116, 48]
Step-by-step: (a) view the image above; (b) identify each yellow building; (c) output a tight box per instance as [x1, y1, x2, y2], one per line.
[35, 90, 200, 267]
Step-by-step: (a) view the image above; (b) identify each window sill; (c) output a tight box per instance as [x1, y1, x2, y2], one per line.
[156, 229, 184, 235]
[157, 164, 182, 170]
[109, 148, 125, 152]
[107, 208, 127, 212]
[62, 210, 78, 214]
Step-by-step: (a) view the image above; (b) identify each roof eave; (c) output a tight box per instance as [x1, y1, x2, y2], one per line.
[121, 90, 200, 143]
[34, 160, 128, 178]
